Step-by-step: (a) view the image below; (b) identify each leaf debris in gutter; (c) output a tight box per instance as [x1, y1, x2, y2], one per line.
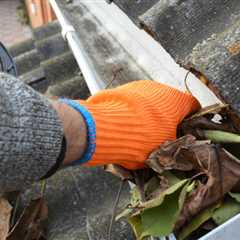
[0, 192, 48, 240]
[110, 103, 240, 239]
[0, 198, 12, 240]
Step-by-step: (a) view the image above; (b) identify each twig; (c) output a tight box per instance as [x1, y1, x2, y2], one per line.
[184, 70, 192, 94]
[190, 172, 206, 182]
[213, 145, 224, 197]
[40, 180, 47, 196]
[105, 68, 123, 89]
[10, 193, 21, 228]
[133, 171, 146, 202]
[86, 214, 94, 240]
[108, 180, 125, 240]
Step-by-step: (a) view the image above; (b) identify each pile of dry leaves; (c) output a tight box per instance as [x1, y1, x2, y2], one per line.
[110, 104, 240, 239]
[0, 188, 47, 240]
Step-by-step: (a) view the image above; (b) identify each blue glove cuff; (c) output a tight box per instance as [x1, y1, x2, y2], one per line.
[60, 99, 96, 165]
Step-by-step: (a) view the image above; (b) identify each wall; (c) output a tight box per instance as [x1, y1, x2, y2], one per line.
[25, 0, 56, 28]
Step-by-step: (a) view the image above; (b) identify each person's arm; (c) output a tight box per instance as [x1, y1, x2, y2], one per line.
[0, 73, 199, 193]
[0, 73, 87, 192]
[51, 101, 87, 165]
[74, 80, 200, 169]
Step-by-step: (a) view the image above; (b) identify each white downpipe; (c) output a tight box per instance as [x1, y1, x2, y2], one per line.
[49, 0, 103, 94]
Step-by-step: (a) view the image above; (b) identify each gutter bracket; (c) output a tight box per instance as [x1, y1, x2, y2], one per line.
[61, 25, 75, 41]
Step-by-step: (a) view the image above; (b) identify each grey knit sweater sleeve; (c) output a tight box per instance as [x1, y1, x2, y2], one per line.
[0, 73, 64, 192]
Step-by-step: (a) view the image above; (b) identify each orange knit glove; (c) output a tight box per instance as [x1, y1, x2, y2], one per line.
[78, 80, 200, 169]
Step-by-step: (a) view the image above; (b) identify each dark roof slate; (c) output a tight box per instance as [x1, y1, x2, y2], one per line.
[110, 0, 240, 116]
[108, 0, 159, 25]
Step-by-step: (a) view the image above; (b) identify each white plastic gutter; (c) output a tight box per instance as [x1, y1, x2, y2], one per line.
[49, 0, 103, 94]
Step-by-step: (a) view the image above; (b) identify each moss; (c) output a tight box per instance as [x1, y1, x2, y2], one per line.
[17, 2, 30, 25]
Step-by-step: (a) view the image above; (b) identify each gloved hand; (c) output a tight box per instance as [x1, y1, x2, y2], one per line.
[63, 80, 200, 169]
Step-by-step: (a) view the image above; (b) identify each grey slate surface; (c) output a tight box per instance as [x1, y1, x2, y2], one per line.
[56, 0, 150, 89]
[15, 48, 41, 75]
[23, 166, 134, 240]
[46, 74, 90, 99]
[110, 0, 240, 116]
[9, 20, 90, 98]
[34, 21, 61, 41]
[9, 38, 35, 57]
[108, 0, 159, 25]
[36, 33, 69, 61]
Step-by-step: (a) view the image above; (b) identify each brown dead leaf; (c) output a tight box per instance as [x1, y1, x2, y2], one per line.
[104, 164, 133, 180]
[201, 220, 217, 231]
[180, 116, 237, 137]
[185, 104, 228, 120]
[7, 198, 48, 240]
[146, 135, 196, 173]
[175, 144, 223, 230]
[0, 198, 12, 240]
[146, 136, 240, 230]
